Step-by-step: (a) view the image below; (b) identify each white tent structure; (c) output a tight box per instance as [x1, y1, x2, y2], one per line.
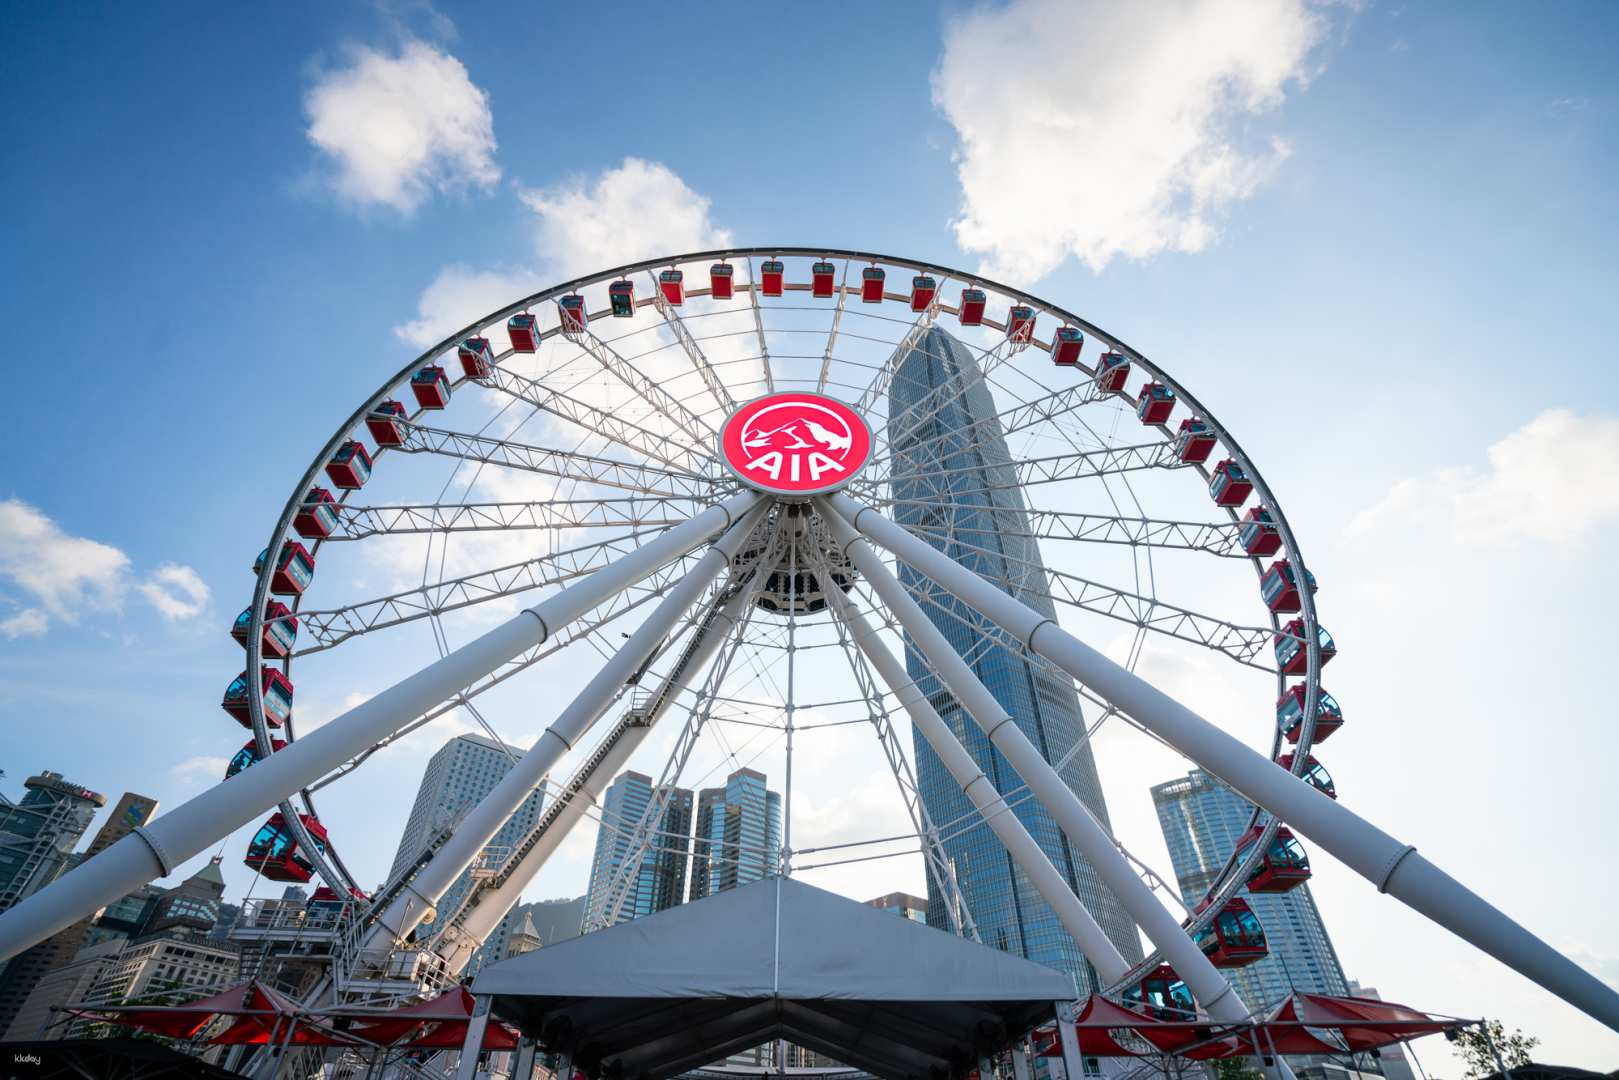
[471, 877, 1076, 1080]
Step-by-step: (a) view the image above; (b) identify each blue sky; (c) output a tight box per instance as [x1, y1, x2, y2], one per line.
[3, 1, 1618, 1068]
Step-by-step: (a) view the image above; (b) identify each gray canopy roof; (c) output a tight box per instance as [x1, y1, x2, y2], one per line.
[472, 877, 1075, 1080]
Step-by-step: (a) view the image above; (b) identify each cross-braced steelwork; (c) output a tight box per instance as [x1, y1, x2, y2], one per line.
[1, 249, 1614, 1080]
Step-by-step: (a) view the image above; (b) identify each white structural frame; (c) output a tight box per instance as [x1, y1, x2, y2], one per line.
[4, 248, 1616, 1057]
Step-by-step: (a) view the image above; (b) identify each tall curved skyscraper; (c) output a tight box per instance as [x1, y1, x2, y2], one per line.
[887, 326, 1144, 992]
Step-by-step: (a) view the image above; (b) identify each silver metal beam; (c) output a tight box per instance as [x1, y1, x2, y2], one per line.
[827, 491, 1619, 1034]
[0, 491, 762, 963]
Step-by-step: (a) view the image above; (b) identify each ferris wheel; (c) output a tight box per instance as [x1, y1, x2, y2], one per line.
[1, 249, 1615, 1039]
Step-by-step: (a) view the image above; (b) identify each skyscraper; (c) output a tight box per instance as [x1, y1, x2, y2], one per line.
[386, 733, 545, 972]
[0, 790, 157, 1038]
[1152, 768, 1349, 1007]
[0, 772, 107, 913]
[887, 327, 1144, 992]
[689, 768, 781, 900]
[582, 771, 693, 928]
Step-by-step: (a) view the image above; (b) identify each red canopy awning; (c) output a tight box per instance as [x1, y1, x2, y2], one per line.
[334, 986, 521, 1049]
[65, 979, 360, 1048]
[1031, 992, 1457, 1060]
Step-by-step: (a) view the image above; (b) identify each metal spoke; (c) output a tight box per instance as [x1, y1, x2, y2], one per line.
[324, 496, 702, 540]
[293, 530, 677, 652]
[576, 325, 719, 446]
[867, 439, 1188, 505]
[854, 285, 948, 414]
[744, 258, 774, 393]
[897, 505, 1247, 558]
[645, 270, 737, 413]
[480, 363, 712, 471]
[397, 422, 717, 499]
[815, 261, 851, 393]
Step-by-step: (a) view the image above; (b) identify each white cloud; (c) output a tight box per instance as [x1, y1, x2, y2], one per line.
[395, 265, 541, 350]
[1348, 409, 1619, 546]
[137, 562, 212, 621]
[520, 158, 732, 279]
[933, 0, 1325, 280]
[171, 755, 230, 784]
[0, 498, 212, 635]
[0, 498, 130, 634]
[0, 607, 48, 640]
[305, 39, 499, 214]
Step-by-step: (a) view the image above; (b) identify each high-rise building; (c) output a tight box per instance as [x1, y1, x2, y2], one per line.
[689, 768, 781, 900]
[887, 327, 1144, 992]
[865, 892, 929, 923]
[583, 772, 693, 928]
[1151, 768, 1349, 1007]
[386, 733, 545, 972]
[0, 772, 107, 913]
[0, 790, 157, 1038]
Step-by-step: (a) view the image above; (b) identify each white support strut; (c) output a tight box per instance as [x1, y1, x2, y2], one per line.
[371, 502, 770, 948]
[433, 576, 764, 970]
[822, 580, 1128, 981]
[819, 502, 1253, 1025]
[0, 491, 762, 964]
[824, 491, 1619, 1034]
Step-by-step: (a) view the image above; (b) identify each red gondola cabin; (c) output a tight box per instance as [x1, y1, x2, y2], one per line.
[325, 440, 373, 490]
[811, 261, 836, 298]
[507, 312, 539, 352]
[1175, 418, 1216, 464]
[1277, 684, 1343, 744]
[366, 401, 409, 448]
[959, 288, 986, 326]
[608, 279, 636, 317]
[760, 260, 785, 297]
[226, 737, 285, 779]
[307, 884, 369, 918]
[1123, 965, 1196, 1021]
[1261, 559, 1318, 613]
[293, 487, 340, 540]
[1097, 350, 1130, 393]
[1137, 382, 1175, 425]
[1274, 618, 1336, 675]
[244, 813, 328, 884]
[1051, 327, 1084, 366]
[458, 338, 494, 380]
[411, 366, 451, 410]
[1277, 752, 1336, 799]
[557, 294, 588, 338]
[256, 542, 314, 597]
[222, 667, 293, 729]
[1209, 460, 1252, 507]
[709, 262, 734, 299]
[1191, 897, 1268, 968]
[1240, 506, 1282, 557]
[659, 269, 685, 306]
[232, 601, 297, 658]
[1236, 825, 1311, 892]
[861, 266, 885, 303]
[910, 275, 937, 312]
[1006, 305, 1035, 344]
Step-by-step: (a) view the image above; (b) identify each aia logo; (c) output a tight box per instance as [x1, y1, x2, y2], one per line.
[719, 392, 872, 495]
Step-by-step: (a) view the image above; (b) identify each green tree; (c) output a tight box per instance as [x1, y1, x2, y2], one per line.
[1214, 1059, 1265, 1080]
[1453, 1019, 1538, 1078]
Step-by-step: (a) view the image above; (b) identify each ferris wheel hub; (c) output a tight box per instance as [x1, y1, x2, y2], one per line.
[718, 391, 872, 498]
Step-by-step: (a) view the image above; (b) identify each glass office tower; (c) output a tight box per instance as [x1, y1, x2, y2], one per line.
[887, 327, 1144, 993]
[582, 771, 693, 927]
[1152, 768, 1349, 1006]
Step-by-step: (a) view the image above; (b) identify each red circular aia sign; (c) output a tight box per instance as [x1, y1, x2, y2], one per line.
[719, 392, 872, 496]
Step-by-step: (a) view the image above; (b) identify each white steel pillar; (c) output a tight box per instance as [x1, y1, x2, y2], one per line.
[0, 491, 761, 963]
[434, 582, 762, 970]
[454, 996, 493, 1080]
[826, 491, 1619, 1034]
[823, 582, 1128, 981]
[374, 503, 770, 946]
[1054, 1005, 1082, 1080]
[822, 504, 1253, 1024]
